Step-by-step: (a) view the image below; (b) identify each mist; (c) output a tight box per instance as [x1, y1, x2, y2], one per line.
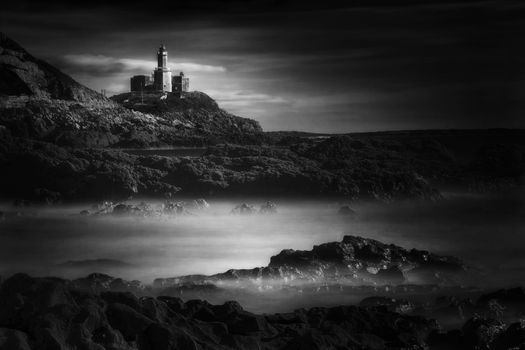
[1, 191, 524, 295]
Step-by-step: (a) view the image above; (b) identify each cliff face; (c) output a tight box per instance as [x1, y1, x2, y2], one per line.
[0, 33, 104, 103]
[0, 33, 264, 147]
[110, 91, 263, 145]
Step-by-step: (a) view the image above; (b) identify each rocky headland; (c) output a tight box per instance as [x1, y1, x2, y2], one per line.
[1, 33, 525, 203]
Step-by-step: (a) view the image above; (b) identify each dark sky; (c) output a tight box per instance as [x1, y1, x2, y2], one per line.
[2, 0, 524, 132]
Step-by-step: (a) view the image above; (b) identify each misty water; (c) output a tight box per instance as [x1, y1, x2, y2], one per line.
[1, 191, 524, 312]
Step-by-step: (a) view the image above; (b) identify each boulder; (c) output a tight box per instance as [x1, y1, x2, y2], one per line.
[138, 324, 200, 350]
[0, 328, 32, 350]
[461, 316, 505, 350]
[105, 303, 152, 340]
[259, 201, 277, 214]
[231, 203, 256, 215]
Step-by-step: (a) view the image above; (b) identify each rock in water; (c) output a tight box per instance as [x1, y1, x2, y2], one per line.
[0, 274, 439, 350]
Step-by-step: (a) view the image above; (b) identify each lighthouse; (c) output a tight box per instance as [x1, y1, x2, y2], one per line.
[153, 44, 172, 92]
[130, 44, 189, 97]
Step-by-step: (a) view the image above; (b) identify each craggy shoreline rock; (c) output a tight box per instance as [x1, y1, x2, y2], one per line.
[1, 273, 525, 349]
[154, 235, 467, 288]
[0, 273, 439, 350]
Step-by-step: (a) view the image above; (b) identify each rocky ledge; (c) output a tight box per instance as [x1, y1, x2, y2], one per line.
[0, 273, 439, 350]
[2, 273, 525, 349]
[154, 235, 467, 289]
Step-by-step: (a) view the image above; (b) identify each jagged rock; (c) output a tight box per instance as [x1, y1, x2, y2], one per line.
[259, 201, 277, 214]
[462, 316, 505, 350]
[163, 201, 190, 215]
[0, 274, 441, 350]
[152, 236, 467, 291]
[72, 273, 145, 294]
[106, 303, 152, 341]
[477, 287, 525, 310]
[189, 198, 210, 210]
[0, 328, 32, 350]
[427, 329, 464, 350]
[338, 205, 357, 218]
[138, 324, 200, 350]
[231, 203, 256, 215]
[491, 321, 525, 350]
[359, 296, 415, 314]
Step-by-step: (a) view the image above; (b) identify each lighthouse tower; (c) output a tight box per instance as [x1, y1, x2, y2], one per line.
[153, 44, 172, 92]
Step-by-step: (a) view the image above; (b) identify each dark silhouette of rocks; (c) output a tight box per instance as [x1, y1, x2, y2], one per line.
[2, 273, 525, 349]
[0, 273, 440, 350]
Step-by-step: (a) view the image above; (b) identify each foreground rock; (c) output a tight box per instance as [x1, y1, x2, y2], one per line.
[0, 274, 439, 350]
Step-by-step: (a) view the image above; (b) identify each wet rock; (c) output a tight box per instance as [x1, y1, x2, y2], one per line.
[491, 321, 525, 350]
[0, 328, 32, 350]
[259, 201, 277, 214]
[112, 203, 137, 215]
[101, 291, 141, 311]
[231, 203, 256, 215]
[106, 303, 152, 341]
[189, 198, 210, 210]
[0, 274, 446, 350]
[72, 273, 145, 294]
[427, 329, 463, 350]
[461, 316, 505, 350]
[477, 287, 525, 313]
[265, 235, 466, 284]
[138, 323, 200, 350]
[338, 205, 357, 218]
[359, 296, 415, 314]
[92, 325, 131, 350]
[163, 201, 191, 215]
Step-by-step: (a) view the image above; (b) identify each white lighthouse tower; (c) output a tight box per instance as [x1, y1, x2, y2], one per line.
[153, 44, 172, 92]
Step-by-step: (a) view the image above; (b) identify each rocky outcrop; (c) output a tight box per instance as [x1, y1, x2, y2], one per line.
[3, 273, 525, 350]
[0, 132, 180, 201]
[0, 132, 443, 201]
[0, 274, 439, 350]
[112, 91, 263, 141]
[0, 33, 104, 103]
[0, 34, 264, 148]
[154, 235, 467, 290]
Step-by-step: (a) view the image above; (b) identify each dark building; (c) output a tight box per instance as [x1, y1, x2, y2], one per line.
[172, 72, 189, 97]
[130, 75, 152, 92]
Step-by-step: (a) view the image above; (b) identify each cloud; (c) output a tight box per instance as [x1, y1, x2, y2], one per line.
[61, 54, 226, 75]
[209, 90, 288, 105]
